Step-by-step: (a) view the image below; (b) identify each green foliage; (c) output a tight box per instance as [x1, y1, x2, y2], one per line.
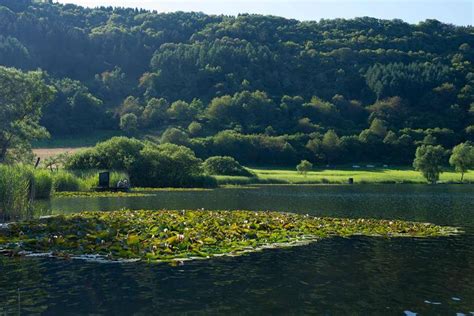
[120, 113, 139, 134]
[161, 128, 189, 146]
[0, 66, 54, 162]
[202, 156, 253, 177]
[413, 145, 447, 183]
[188, 121, 203, 136]
[0, 164, 33, 221]
[0, 3, 472, 166]
[41, 78, 104, 135]
[129, 143, 208, 188]
[296, 160, 313, 176]
[66, 137, 212, 188]
[321, 130, 341, 164]
[65, 137, 144, 170]
[52, 171, 82, 192]
[33, 169, 53, 199]
[0, 209, 458, 262]
[78, 171, 130, 189]
[449, 142, 474, 181]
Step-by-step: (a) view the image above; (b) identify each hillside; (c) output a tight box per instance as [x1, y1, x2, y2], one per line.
[0, 0, 473, 165]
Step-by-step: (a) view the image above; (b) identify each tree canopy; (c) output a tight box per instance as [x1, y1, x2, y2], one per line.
[0, 66, 54, 162]
[0, 1, 473, 166]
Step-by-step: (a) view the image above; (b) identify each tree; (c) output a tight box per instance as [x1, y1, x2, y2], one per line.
[141, 98, 169, 128]
[296, 160, 313, 176]
[321, 130, 341, 164]
[369, 118, 388, 138]
[203, 156, 252, 177]
[188, 121, 203, 136]
[413, 145, 446, 184]
[0, 66, 54, 162]
[449, 142, 474, 182]
[120, 113, 138, 134]
[161, 127, 189, 146]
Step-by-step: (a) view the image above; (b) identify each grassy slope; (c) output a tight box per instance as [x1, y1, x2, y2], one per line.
[216, 167, 474, 185]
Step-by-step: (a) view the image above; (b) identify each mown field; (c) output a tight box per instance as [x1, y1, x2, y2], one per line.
[216, 167, 474, 185]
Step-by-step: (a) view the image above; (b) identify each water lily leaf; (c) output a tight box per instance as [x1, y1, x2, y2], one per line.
[127, 235, 140, 245]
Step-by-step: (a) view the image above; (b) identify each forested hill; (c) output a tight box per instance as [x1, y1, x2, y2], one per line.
[0, 0, 473, 165]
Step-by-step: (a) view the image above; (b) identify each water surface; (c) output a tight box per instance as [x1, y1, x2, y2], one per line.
[1, 185, 473, 314]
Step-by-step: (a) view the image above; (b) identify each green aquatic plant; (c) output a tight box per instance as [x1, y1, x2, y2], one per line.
[33, 169, 54, 199]
[53, 191, 152, 198]
[52, 171, 82, 192]
[132, 187, 214, 192]
[0, 165, 34, 221]
[0, 210, 459, 263]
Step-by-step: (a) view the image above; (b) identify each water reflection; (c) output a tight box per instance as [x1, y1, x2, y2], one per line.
[2, 184, 474, 314]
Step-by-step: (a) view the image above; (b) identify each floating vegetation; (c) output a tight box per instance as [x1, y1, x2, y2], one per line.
[132, 187, 214, 192]
[53, 191, 153, 198]
[0, 210, 459, 263]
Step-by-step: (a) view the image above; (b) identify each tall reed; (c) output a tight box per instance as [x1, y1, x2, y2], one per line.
[0, 165, 34, 221]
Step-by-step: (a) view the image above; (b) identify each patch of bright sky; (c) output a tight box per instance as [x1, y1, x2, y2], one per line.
[56, 0, 473, 26]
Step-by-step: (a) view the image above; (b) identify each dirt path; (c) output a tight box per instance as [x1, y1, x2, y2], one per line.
[33, 147, 87, 160]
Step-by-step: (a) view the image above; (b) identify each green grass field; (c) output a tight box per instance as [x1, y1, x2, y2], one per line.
[216, 167, 474, 185]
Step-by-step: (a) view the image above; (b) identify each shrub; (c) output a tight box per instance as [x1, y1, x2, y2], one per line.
[66, 137, 211, 188]
[161, 127, 189, 146]
[65, 137, 144, 170]
[296, 160, 313, 176]
[33, 169, 53, 199]
[52, 171, 82, 192]
[202, 156, 253, 177]
[129, 143, 203, 187]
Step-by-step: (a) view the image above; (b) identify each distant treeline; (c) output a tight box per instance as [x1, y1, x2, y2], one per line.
[0, 0, 473, 165]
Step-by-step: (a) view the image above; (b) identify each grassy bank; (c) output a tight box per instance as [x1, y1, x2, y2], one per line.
[0, 165, 129, 220]
[0, 209, 458, 263]
[216, 166, 474, 185]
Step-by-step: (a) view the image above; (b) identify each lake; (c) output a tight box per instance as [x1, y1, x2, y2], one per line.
[1, 185, 473, 314]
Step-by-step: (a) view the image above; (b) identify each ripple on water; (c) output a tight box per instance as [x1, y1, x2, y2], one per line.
[2, 185, 473, 314]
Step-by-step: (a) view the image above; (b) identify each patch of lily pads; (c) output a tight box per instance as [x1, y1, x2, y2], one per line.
[0, 210, 460, 263]
[53, 191, 153, 198]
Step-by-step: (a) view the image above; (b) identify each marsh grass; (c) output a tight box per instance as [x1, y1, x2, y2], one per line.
[33, 170, 53, 199]
[52, 171, 82, 192]
[0, 165, 34, 221]
[76, 170, 129, 189]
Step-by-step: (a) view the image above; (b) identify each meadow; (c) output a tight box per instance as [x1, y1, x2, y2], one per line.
[216, 166, 474, 185]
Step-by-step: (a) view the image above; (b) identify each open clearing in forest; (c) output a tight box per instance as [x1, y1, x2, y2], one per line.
[32, 147, 87, 160]
[216, 167, 474, 185]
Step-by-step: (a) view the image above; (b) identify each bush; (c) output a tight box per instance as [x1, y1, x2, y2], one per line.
[161, 127, 189, 145]
[296, 160, 313, 176]
[33, 170, 53, 199]
[202, 156, 253, 177]
[129, 143, 203, 187]
[52, 171, 82, 192]
[65, 137, 144, 170]
[66, 137, 212, 188]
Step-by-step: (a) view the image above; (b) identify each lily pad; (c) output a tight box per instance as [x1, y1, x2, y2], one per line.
[0, 210, 460, 263]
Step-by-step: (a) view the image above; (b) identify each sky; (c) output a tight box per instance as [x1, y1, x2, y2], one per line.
[56, 0, 473, 26]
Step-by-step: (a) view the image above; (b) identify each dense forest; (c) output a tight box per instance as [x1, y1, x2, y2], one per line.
[0, 0, 473, 165]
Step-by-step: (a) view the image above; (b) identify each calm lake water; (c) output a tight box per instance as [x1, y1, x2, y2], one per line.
[1, 185, 473, 315]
